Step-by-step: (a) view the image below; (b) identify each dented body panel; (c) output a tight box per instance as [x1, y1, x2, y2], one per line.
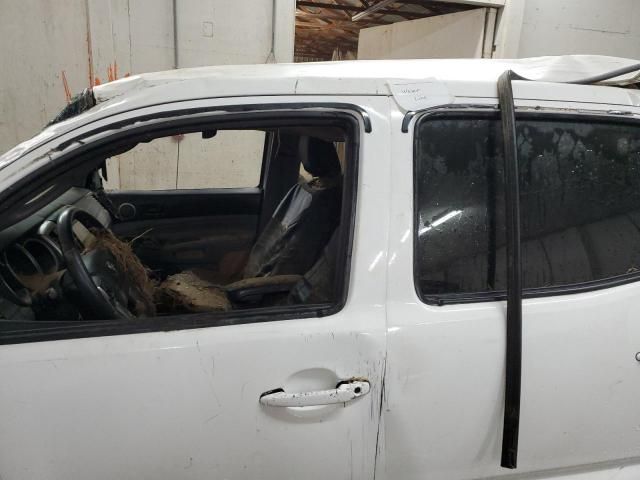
[1, 56, 640, 479]
[0, 93, 391, 479]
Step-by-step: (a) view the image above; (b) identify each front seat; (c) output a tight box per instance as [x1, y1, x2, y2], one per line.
[243, 136, 343, 278]
[156, 136, 343, 312]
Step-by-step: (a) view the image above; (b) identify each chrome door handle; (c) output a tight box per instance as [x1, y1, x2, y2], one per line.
[259, 380, 370, 407]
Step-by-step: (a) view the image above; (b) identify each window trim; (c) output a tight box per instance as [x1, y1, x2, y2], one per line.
[0, 108, 361, 344]
[412, 106, 640, 306]
[5, 101, 372, 170]
[0, 103, 370, 224]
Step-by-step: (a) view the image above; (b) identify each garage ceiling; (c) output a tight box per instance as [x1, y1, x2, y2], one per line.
[295, 0, 476, 61]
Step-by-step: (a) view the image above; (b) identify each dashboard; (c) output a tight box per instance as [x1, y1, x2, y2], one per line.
[0, 188, 111, 319]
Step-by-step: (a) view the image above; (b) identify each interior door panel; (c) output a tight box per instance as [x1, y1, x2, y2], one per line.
[108, 189, 262, 281]
[108, 188, 262, 221]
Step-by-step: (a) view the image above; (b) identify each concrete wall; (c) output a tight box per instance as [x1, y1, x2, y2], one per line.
[0, 0, 294, 190]
[0, 0, 91, 154]
[88, 0, 175, 82]
[108, 130, 266, 190]
[177, 1, 271, 67]
[109, 0, 294, 190]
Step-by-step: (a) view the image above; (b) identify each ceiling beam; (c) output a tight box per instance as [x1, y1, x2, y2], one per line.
[296, 1, 421, 18]
[351, 0, 398, 21]
[332, 0, 355, 20]
[296, 0, 425, 20]
[425, 0, 505, 6]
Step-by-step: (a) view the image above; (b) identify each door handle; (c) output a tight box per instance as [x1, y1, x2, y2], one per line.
[259, 380, 370, 407]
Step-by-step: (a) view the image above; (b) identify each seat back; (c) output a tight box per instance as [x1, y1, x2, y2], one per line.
[243, 137, 342, 278]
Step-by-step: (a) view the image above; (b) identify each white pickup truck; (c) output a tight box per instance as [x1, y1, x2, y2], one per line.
[1, 55, 639, 480]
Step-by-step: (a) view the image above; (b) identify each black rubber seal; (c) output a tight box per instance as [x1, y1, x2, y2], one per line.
[498, 70, 523, 470]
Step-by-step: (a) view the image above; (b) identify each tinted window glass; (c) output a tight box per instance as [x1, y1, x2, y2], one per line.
[415, 115, 640, 301]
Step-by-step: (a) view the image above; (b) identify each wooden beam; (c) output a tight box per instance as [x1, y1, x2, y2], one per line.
[424, 0, 504, 6]
[296, 0, 422, 18]
[333, 0, 356, 20]
[297, 1, 360, 11]
[352, 0, 398, 21]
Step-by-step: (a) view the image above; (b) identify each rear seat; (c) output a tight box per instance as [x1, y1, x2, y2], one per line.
[434, 210, 640, 292]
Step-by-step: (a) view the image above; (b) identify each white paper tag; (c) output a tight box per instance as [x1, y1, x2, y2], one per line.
[388, 79, 454, 111]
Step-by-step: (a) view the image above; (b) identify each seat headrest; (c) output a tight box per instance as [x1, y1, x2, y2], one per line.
[298, 137, 341, 178]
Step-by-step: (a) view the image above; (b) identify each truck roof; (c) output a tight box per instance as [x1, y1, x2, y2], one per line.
[94, 55, 639, 103]
[2, 55, 639, 167]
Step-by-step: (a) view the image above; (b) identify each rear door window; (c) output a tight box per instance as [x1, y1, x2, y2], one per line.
[414, 113, 640, 303]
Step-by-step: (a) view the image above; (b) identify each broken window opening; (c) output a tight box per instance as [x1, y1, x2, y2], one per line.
[0, 114, 359, 343]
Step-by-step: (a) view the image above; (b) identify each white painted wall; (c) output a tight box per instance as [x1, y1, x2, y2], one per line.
[0, 0, 295, 190]
[357, 0, 640, 62]
[515, 0, 640, 58]
[354, 1, 518, 62]
[357, 9, 491, 60]
[492, 0, 525, 58]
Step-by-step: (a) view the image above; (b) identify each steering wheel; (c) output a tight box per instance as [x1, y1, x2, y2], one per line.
[57, 206, 133, 320]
